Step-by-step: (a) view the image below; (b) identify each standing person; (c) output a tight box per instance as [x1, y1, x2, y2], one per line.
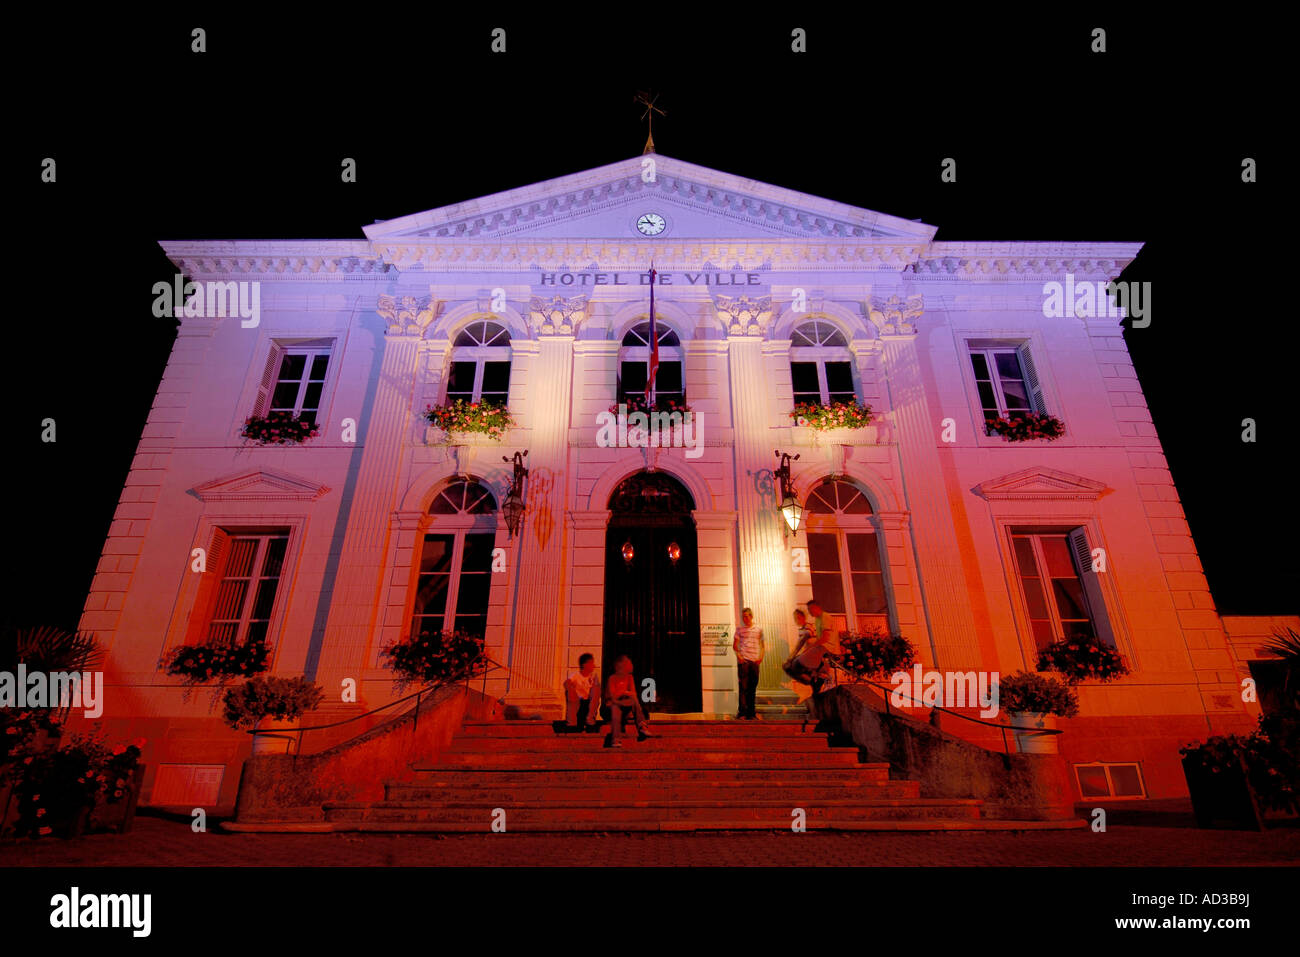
[732, 608, 764, 719]
[604, 654, 652, 748]
[563, 653, 600, 733]
[806, 598, 830, 650]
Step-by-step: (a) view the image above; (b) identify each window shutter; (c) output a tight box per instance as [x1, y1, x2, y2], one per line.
[1068, 527, 1117, 649]
[1016, 342, 1046, 413]
[182, 527, 233, 646]
[254, 342, 284, 416]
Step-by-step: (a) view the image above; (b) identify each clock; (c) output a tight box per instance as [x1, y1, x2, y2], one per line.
[636, 212, 667, 236]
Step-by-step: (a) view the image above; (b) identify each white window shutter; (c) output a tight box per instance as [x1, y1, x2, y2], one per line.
[1016, 341, 1046, 413]
[254, 342, 284, 416]
[1068, 527, 1117, 649]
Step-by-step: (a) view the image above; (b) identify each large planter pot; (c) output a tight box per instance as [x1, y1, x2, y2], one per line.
[1181, 750, 1265, 830]
[89, 764, 146, 834]
[1010, 712, 1058, 754]
[251, 717, 299, 755]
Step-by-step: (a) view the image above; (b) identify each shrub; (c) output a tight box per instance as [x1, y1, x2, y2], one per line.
[163, 639, 270, 686]
[994, 670, 1079, 718]
[221, 675, 324, 731]
[381, 629, 488, 690]
[1037, 637, 1130, 684]
[835, 631, 917, 681]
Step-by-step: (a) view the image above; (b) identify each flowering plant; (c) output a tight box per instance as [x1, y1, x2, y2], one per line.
[834, 631, 917, 681]
[163, 639, 270, 687]
[1181, 709, 1299, 813]
[221, 675, 324, 730]
[381, 629, 489, 690]
[241, 410, 320, 445]
[610, 394, 693, 415]
[790, 400, 873, 431]
[984, 412, 1064, 441]
[994, 670, 1079, 717]
[1037, 637, 1130, 684]
[9, 731, 145, 838]
[1, 709, 60, 777]
[425, 399, 514, 438]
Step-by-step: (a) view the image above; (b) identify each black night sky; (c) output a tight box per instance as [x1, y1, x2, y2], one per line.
[7, 11, 1291, 637]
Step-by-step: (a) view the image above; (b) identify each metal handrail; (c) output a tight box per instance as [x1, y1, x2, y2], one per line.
[820, 656, 1063, 756]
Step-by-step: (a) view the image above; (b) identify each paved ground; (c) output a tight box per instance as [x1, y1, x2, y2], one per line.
[3, 802, 1299, 866]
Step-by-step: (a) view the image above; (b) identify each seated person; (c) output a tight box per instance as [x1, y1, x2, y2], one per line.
[563, 653, 600, 732]
[603, 654, 652, 748]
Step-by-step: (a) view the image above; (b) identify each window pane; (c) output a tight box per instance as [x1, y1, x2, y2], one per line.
[461, 534, 496, 572]
[994, 352, 1023, 381]
[791, 362, 819, 394]
[807, 533, 841, 572]
[839, 487, 873, 514]
[620, 362, 647, 394]
[225, 538, 258, 578]
[970, 352, 990, 380]
[655, 362, 683, 393]
[271, 382, 301, 409]
[413, 615, 444, 636]
[812, 574, 846, 615]
[977, 381, 998, 413]
[846, 533, 881, 571]
[1110, 765, 1144, 797]
[262, 537, 288, 577]
[211, 579, 249, 623]
[309, 355, 329, 380]
[1021, 577, 1050, 620]
[454, 613, 488, 639]
[852, 574, 887, 614]
[454, 573, 491, 616]
[250, 577, 278, 621]
[1076, 766, 1110, 798]
[302, 382, 323, 410]
[446, 361, 477, 399]
[824, 362, 854, 394]
[1052, 579, 1089, 621]
[278, 353, 306, 382]
[1012, 538, 1038, 577]
[413, 576, 449, 621]
[1031, 619, 1056, 650]
[1041, 536, 1076, 579]
[1062, 620, 1095, 641]
[419, 536, 455, 574]
[480, 361, 511, 396]
[1001, 378, 1030, 410]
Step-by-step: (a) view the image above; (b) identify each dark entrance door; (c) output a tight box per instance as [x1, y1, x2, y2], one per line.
[603, 472, 702, 714]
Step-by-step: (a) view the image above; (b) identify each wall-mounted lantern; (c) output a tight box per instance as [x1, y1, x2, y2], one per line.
[774, 450, 804, 533]
[622, 540, 635, 565]
[501, 449, 529, 539]
[667, 541, 681, 565]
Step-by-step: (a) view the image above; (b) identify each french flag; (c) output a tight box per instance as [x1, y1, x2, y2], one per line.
[645, 264, 658, 405]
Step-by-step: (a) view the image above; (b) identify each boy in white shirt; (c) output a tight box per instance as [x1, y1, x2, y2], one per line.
[732, 607, 764, 719]
[563, 653, 601, 732]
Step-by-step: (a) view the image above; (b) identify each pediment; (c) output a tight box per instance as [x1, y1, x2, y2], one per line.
[973, 467, 1111, 501]
[363, 155, 935, 244]
[192, 469, 331, 502]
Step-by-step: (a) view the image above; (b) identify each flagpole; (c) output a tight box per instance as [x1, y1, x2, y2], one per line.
[646, 262, 658, 409]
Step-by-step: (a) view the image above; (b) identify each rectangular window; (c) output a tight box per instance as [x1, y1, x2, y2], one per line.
[257, 339, 333, 425]
[791, 362, 821, 405]
[206, 532, 289, 646]
[618, 360, 682, 406]
[1011, 529, 1095, 651]
[411, 532, 496, 639]
[447, 359, 511, 406]
[969, 342, 1045, 433]
[1074, 762, 1146, 799]
[807, 530, 888, 635]
[790, 360, 856, 406]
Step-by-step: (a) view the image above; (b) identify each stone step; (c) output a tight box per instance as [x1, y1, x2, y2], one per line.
[459, 721, 817, 736]
[430, 750, 865, 769]
[322, 798, 983, 827]
[385, 781, 921, 803]
[444, 736, 846, 752]
[408, 766, 892, 786]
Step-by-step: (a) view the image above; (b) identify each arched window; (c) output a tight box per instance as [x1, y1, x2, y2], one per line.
[446, 321, 511, 406]
[790, 319, 856, 406]
[617, 320, 683, 407]
[804, 479, 889, 634]
[411, 480, 498, 639]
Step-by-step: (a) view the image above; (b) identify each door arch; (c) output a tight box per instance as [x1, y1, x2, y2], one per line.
[603, 471, 702, 713]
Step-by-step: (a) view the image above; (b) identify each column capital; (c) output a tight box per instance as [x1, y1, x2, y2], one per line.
[874, 509, 912, 532]
[377, 294, 440, 336]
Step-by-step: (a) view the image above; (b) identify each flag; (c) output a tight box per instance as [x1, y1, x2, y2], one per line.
[645, 264, 658, 406]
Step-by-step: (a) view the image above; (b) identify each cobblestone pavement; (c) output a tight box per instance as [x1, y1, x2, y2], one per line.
[3, 805, 1299, 866]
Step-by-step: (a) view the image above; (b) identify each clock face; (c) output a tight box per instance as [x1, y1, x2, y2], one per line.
[636, 212, 667, 236]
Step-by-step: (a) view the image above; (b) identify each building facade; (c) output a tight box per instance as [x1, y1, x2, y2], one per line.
[79, 155, 1261, 808]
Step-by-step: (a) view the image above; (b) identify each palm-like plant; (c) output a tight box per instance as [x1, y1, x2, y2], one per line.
[1, 626, 104, 723]
[1260, 627, 1300, 708]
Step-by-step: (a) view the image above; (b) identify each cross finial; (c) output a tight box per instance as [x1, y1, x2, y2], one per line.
[634, 90, 665, 155]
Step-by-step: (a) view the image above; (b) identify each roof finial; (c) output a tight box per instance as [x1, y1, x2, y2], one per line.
[634, 90, 665, 155]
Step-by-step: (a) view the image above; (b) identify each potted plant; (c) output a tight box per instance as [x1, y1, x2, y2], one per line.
[984, 411, 1065, 442]
[381, 629, 489, 692]
[240, 410, 320, 445]
[424, 399, 515, 442]
[995, 670, 1078, 754]
[790, 399, 873, 432]
[162, 639, 271, 704]
[1037, 636, 1130, 684]
[832, 631, 917, 682]
[222, 675, 324, 755]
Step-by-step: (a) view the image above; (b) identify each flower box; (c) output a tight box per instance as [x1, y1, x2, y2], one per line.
[985, 412, 1065, 442]
[241, 411, 319, 445]
[424, 400, 514, 441]
[790, 400, 873, 432]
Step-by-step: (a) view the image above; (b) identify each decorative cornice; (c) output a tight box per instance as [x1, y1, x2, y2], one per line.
[973, 467, 1112, 502]
[160, 241, 392, 279]
[715, 294, 773, 336]
[529, 294, 588, 335]
[192, 468, 331, 502]
[868, 294, 924, 335]
[909, 243, 1142, 281]
[377, 295, 440, 335]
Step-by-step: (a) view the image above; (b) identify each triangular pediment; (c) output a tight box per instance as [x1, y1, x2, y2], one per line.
[363, 155, 935, 244]
[192, 469, 331, 502]
[973, 467, 1112, 501]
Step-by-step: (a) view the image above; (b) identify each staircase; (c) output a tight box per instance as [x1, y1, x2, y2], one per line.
[322, 717, 990, 831]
